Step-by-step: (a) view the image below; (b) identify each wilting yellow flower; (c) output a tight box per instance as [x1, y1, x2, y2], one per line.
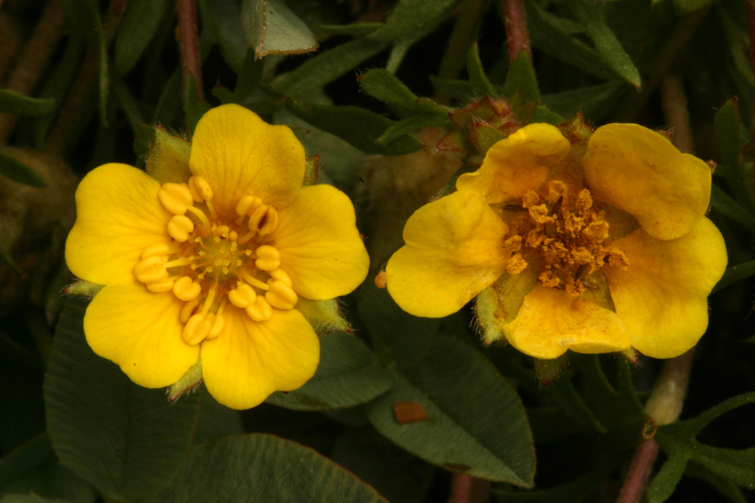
[386, 122, 727, 360]
[65, 104, 369, 409]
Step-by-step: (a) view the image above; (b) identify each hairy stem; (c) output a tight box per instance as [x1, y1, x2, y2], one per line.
[500, 0, 531, 63]
[0, 0, 65, 143]
[178, 0, 203, 101]
[660, 73, 693, 155]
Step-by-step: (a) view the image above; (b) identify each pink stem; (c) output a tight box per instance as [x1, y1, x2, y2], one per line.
[177, 0, 203, 100]
[501, 0, 531, 62]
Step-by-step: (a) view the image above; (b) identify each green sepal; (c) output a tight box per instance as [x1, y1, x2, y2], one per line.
[475, 264, 539, 344]
[145, 127, 192, 184]
[465, 42, 497, 98]
[502, 51, 540, 107]
[61, 280, 104, 299]
[297, 298, 350, 335]
[470, 121, 508, 155]
[302, 155, 320, 187]
[535, 355, 567, 386]
[168, 359, 203, 402]
[557, 113, 594, 145]
[437, 130, 474, 153]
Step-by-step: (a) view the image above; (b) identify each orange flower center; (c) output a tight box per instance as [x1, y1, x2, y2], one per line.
[133, 176, 298, 346]
[503, 180, 629, 297]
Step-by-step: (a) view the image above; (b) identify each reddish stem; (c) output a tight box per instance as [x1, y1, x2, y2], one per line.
[500, 0, 531, 63]
[448, 473, 490, 503]
[615, 439, 661, 503]
[177, 0, 203, 100]
[746, 1, 755, 101]
[0, 0, 65, 143]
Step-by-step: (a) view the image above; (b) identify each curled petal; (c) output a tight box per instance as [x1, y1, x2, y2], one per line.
[503, 285, 630, 359]
[583, 124, 711, 240]
[456, 123, 571, 204]
[84, 279, 199, 388]
[201, 307, 319, 410]
[275, 185, 369, 300]
[386, 190, 509, 318]
[604, 217, 727, 358]
[65, 163, 173, 286]
[189, 104, 305, 216]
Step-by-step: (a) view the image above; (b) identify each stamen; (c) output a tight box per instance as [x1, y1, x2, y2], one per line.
[182, 313, 212, 345]
[266, 280, 298, 310]
[200, 277, 220, 316]
[147, 279, 175, 293]
[269, 268, 292, 288]
[180, 298, 201, 323]
[254, 245, 281, 271]
[239, 270, 270, 291]
[206, 313, 225, 340]
[168, 215, 195, 242]
[228, 283, 257, 308]
[247, 204, 270, 233]
[164, 256, 198, 269]
[246, 296, 273, 322]
[186, 206, 211, 231]
[258, 206, 278, 236]
[173, 276, 202, 301]
[235, 195, 262, 224]
[135, 256, 169, 284]
[188, 176, 213, 203]
[142, 243, 177, 259]
[158, 183, 194, 215]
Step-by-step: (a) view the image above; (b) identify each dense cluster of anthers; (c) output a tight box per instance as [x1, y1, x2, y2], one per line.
[134, 176, 297, 346]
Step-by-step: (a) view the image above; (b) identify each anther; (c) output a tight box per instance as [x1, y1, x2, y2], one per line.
[182, 313, 212, 345]
[239, 270, 270, 291]
[268, 269, 293, 288]
[206, 314, 225, 340]
[135, 256, 168, 284]
[255, 245, 281, 271]
[173, 276, 202, 301]
[266, 280, 298, 310]
[235, 195, 262, 223]
[158, 183, 194, 215]
[248, 204, 270, 232]
[258, 206, 278, 236]
[228, 283, 257, 309]
[168, 214, 195, 242]
[142, 243, 174, 259]
[147, 279, 175, 293]
[188, 176, 213, 203]
[246, 296, 273, 322]
[180, 298, 200, 323]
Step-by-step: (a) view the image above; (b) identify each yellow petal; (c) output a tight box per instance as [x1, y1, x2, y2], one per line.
[604, 217, 727, 358]
[456, 123, 571, 204]
[583, 124, 711, 240]
[84, 278, 199, 388]
[275, 184, 369, 300]
[386, 190, 509, 318]
[200, 307, 319, 409]
[188, 104, 305, 217]
[65, 163, 173, 286]
[503, 285, 630, 359]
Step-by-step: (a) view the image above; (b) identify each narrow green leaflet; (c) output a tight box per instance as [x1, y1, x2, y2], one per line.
[649, 393, 755, 503]
[367, 0, 461, 42]
[710, 184, 755, 230]
[713, 260, 755, 293]
[685, 461, 748, 503]
[466, 43, 497, 98]
[184, 74, 211, 137]
[541, 81, 627, 121]
[234, 48, 264, 102]
[319, 22, 383, 36]
[193, 390, 244, 445]
[0, 434, 96, 503]
[0, 496, 75, 503]
[200, 0, 249, 73]
[366, 337, 535, 485]
[358, 69, 448, 115]
[379, 113, 452, 144]
[266, 331, 393, 411]
[0, 151, 45, 187]
[285, 99, 423, 155]
[503, 52, 540, 119]
[144, 434, 388, 503]
[524, 0, 615, 80]
[672, 0, 713, 14]
[44, 299, 201, 501]
[715, 97, 742, 169]
[114, 0, 171, 75]
[241, 0, 318, 58]
[0, 90, 55, 116]
[273, 38, 389, 97]
[567, 0, 642, 87]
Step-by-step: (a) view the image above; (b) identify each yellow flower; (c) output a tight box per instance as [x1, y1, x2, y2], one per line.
[65, 104, 369, 409]
[386, 123, 727, 360]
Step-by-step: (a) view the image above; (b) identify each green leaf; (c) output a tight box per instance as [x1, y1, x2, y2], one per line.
[0, 90, 55, 116]
[266, 331, 393, 410]
[234, 48, 265, 102]
[184, 74, 211, 137]
[714, 98, 742, 175]
[672, 0, 712, 14]
[44, 299, 201, 501]
[466, 42, 497, 98]
[379, 113, 452, 144]
[647, 448, 691, 503]
[367, 0, 461, 42]
[273, 38, 389, 98]
[241, 0, 318, 58]
[710, 184, 755, 230]
[114, 0, 171, 75]
[541, 81, 627, 122]
[285, 99, 423, 155]
[567, 0, 642, 87]
[685, 461, 748, 503]
[0, 150, 45, 187]
[366, 337, 535, 485]
[200, 0, 249, 73]
[492, 462, 616, 502]
[319, 22, 383, 36]
[502, 51, 540, 106]
[0, 496, 76, 503]
[357, 281, 441, 370]
[358, 70, 448, 116]
[145, 434, 389, 502]
[713, 260, 755, 293]
[0, 434, 96, 503]
[193, 390, 244, 445]
[524, 0, 615, 80]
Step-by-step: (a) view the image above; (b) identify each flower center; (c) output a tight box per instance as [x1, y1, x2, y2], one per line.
[133, 176, 299, 346]
[502, 180, 629, 297]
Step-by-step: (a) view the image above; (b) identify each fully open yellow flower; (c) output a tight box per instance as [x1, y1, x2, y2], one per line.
[386, 122, 727, 360]
[65, 104, 369, 409]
